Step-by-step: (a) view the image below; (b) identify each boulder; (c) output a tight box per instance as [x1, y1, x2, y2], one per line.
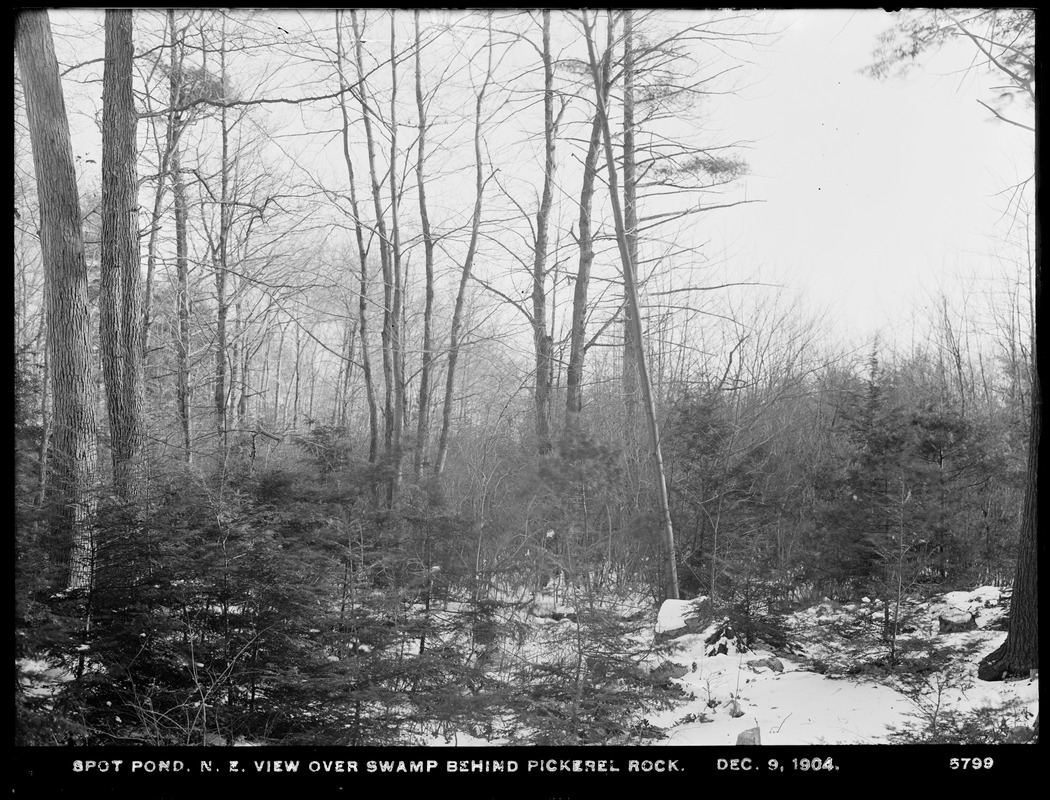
[736, 726, 761, 745]
[655, 597, 713, 642]
[746, 656, 785, 673]
[938, 610, 978, 634]
[649, 660, 689, 683]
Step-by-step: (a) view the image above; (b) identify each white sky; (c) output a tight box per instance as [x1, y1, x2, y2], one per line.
[32, 9, 1035, 359]
[709, 9, 1034, 348]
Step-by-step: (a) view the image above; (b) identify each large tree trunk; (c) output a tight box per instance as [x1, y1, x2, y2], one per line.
[99, 9, 144, 500]
[979, 252, 1039, 681]
[17, 10, 99, 590]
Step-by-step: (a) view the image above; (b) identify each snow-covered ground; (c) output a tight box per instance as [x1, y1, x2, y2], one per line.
[18, 586, 1037, 747]
[644, 587, 1037, 745]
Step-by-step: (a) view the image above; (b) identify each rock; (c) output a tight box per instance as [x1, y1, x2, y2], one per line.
[727, 698, 744, 718]
[649, 661, 689, 683]
[938, 610, 978, 634]
[736, 726, 761, 745]
[655, 597, 713, 642]
[747, 656, 785, 673]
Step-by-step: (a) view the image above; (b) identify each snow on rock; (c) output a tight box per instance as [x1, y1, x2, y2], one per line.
[938, 609, 978, 634]
[656, 596, 710, 639]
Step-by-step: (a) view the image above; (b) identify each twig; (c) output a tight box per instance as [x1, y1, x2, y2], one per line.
[773, 712, 792, 734]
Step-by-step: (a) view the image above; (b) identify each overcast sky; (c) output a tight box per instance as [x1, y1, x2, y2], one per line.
[38, 9, 1034, 357]
[711, 8, 1034, 349]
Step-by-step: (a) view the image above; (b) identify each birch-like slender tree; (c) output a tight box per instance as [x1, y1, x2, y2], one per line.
[335, 10, 379, 463]
[413, 9, 437, 480]
[584, 10, 679, 599]
[351, 10, 400, 498]
[529, 9, 559, 457]
[434, 15, 493, 485]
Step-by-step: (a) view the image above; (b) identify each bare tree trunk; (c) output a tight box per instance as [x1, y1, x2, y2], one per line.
[621, 10, 641, 442]
[531, 9, 557, 457]
[980, 244, 1039, 681]
[351, 11, 396, 472]
[17, 9, 99, 590]
[434, 15, 493, 484]
[386, 13, 405, 506]
[273, 323, 285, 428]
[585, 10, 679, 600]
[292, 326, 303, 428]
[173, 136, 192, 461]
[142, 10, 184, 361]
[565, 112, 604, 430]
[335, 11, 379, 463]
[213, 26, 231, 461]
[99, 8, 144, 499]
[413, 9, 437, 480]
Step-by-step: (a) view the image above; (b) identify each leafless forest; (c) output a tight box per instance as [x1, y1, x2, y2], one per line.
[14, 9, 1036, 747]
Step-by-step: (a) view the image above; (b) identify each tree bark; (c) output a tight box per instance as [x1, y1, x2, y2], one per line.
[99, 9, 144, 500]
[17, 9, 99, 590]
[979, 243, 1039, 680]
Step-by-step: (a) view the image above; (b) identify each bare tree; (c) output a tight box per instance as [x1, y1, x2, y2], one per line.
[584, 10, 679, 599]
[434, 15, 493, 485]
[413, 9, 437, 479]
[351, 10, 400, 500]
[335, 10, 380, 463]
[528, 9, 560, 457]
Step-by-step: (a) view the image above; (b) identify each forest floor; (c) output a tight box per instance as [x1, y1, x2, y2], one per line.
[18, 586, 1038, 747]
[428, 585, 1038, 746]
